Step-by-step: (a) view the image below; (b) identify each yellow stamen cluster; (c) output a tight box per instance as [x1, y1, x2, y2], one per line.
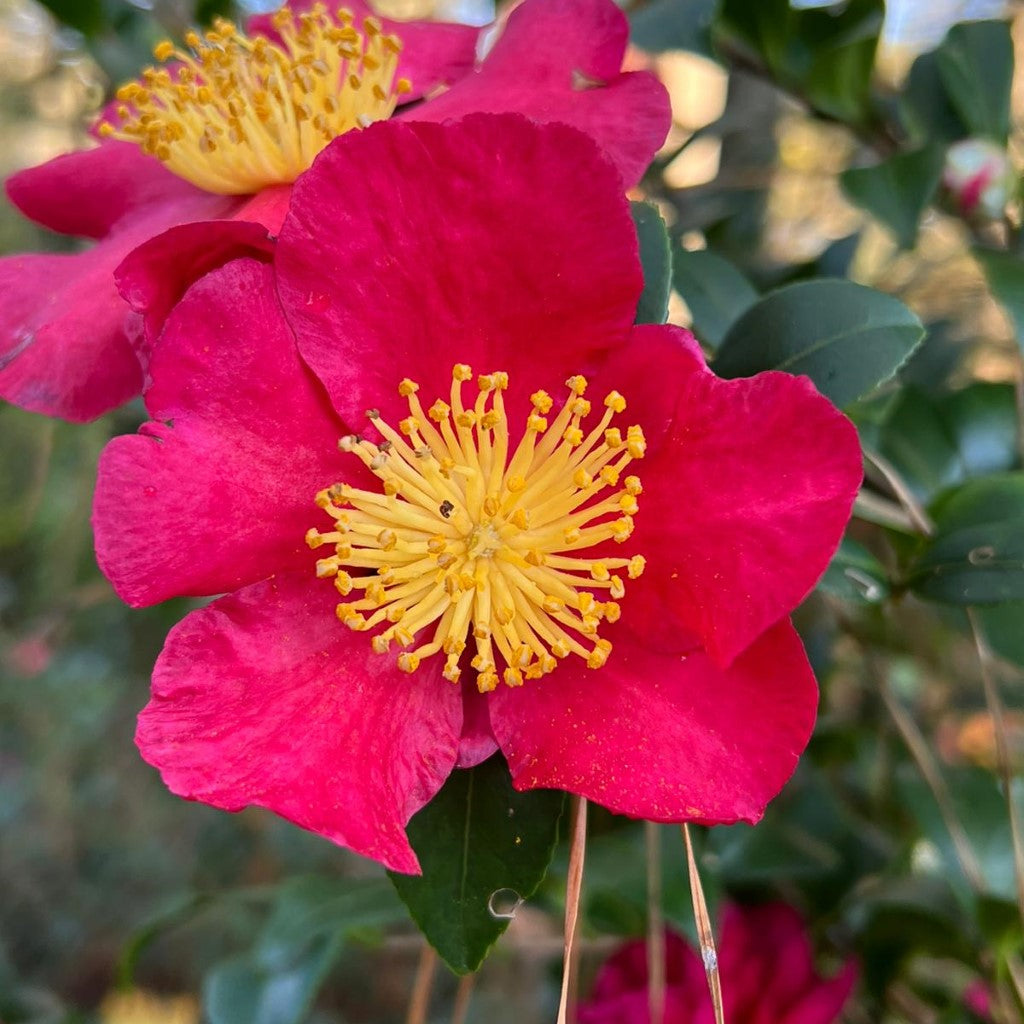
[98, 3, 410, 194]
[307, 366, 648, 693]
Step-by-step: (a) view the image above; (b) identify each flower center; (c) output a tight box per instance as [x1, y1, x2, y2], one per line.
[307, 365, 648, 693]
[98, 4, 410, 195]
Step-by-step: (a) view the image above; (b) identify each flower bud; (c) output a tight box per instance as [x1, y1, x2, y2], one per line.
[943, 138, 1015, 219]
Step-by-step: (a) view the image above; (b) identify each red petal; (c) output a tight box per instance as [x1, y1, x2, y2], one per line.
[277, 114, 641, 428]
[93, 259, 346, 606]
[490, 620, 817, 825]
[456, 685, 498, 768]
[401, 0, 671, 187]
[6, 141, 209, 239]
[138, 572, 462, 873]
[625, 329, 862, 665]
[115, 220, 275, 363]
[0, 247, 142, 421]
[247, 0, 479, 102]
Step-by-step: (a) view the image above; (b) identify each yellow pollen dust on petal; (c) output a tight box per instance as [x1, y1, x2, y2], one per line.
[97, 3, 411, 194]
[307, 365, 648, 693]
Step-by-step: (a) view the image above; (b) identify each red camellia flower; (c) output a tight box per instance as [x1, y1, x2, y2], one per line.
[580, 904, 857, 1024]
[0, 0, 668, 422]
[92, 113, 862, 873]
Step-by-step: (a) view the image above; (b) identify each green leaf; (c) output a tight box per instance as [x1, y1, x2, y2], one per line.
[629, 0, 716, 57]
[876, 383, 1018, 503]
[713, 279, 925, 407]
[204, 878, 406, 1024]
[631, 201, 672, 325]
[671, 247, 758, 349]
[901, 50, 969, 144]
[908, 473, 1024, 604]
[936, 20, 1014, 142]
[896, 763, 1024, 902]
[37, 0, 103, 35]
[973, 600, 1024, 668]
[389, 756, 565, 974]
[973, 247, 1024, 353]
[819, 537, 889, 603]
[715, 0, 883, 124]
[841, 145, 946, 250]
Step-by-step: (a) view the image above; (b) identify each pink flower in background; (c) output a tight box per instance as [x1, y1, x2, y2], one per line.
[92, 114, 860, 873]
[580, 904, 857, 1024]
[0, 0, 669, 422]
[943, 138, 1015, 219]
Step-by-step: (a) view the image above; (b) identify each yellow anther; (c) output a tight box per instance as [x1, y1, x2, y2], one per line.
[531, 390, 553, 413]
[604, 391, 626, 413]
[310, 365, 647, 691]
[604, 427, 623, 448]
[627, 425, 647, 459]
[619, 494, 639, 515]
[99, 10, 408, 194]
[628, 555, 647, 579]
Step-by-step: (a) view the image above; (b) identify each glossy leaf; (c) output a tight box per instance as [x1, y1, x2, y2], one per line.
[629, 0, 716, 57]
[631, 201, 672, 325]
[841, 145, 946, 250]
[908, 474, 1024, 604]
[936, 20, 1014, 142]
[713, 279, 925, 407]
[901, 50, 969, 144]
[715, 0, 883, 123]
[974, 247, 1024, 353]
[671, 247, 758, 349]
[877, 384, 1018, 503]
[389, 755, 565, 974]
[204, 878, 406, 1024]
[819, 537, 890, 604]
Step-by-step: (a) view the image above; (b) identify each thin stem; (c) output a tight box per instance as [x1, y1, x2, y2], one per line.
[682, 825, 725, 1024]
[557, 796, 588, 1024]
[862, 447, 935, 537]
[645, 821, 665, 1024]
[879, 673, 986, 891]
[451, 972, 476, 1024]
[405, 943, 438, 1024]
[967, 609, 1024, 935]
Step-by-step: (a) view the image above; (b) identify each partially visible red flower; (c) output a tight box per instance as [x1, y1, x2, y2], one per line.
[0, 0, 669, 422]
[580, 904, 857, 1024]
[943, 138, 1015, 220]
[964, 979, 993, 1021]
[92, 113, 861, 873]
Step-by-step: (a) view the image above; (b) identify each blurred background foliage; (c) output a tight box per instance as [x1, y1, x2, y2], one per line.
[2, 0, 1024, 1021]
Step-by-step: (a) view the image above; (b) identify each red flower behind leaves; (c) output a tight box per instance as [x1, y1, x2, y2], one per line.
[92, 114, 862, 873]
[0, 0, 668, 422]
[580, 904, 857, 1024]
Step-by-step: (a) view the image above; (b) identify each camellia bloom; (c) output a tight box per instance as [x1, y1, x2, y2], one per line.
[93, 114, 862, 873]
[579, 904, 857, 1024]
[943, 138, 1015, 220]
[0, 0, 669, 422]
